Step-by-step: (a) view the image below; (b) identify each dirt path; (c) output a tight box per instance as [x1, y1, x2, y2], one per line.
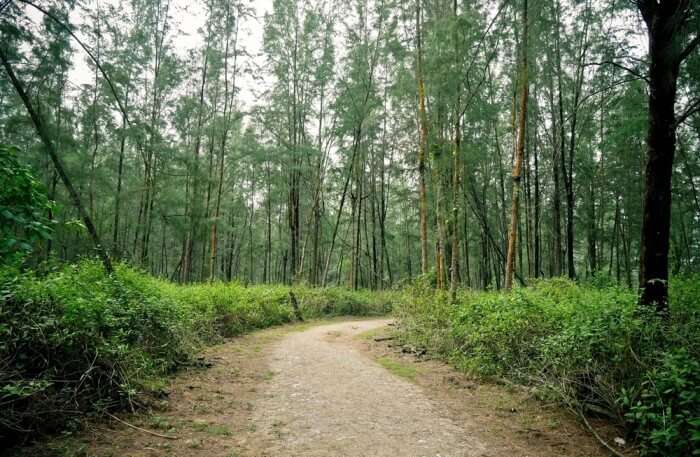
[250, 319, 484, 456]
[25, 319, 613, 457]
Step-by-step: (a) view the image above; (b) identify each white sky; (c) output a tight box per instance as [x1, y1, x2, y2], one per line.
[64, 0, 274, 112]
[30, 0, 649, 120]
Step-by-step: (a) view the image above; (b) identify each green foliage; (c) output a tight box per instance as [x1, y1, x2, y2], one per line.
[0, 260, 395, 444]
[0, 144, 54, 260]
[394, 278, 700, 456]
[0, 261, 191, 440]
[623, 349, 700, 456]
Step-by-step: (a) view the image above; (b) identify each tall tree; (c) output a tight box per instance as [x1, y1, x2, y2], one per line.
[505, 0, 529, 290]
[636, 0, 699, 312]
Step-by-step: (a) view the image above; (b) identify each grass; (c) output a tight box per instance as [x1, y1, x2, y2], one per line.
[203, 424, 232, 437]
[356, 326, 387, 341]
[376, 357, 418, 380]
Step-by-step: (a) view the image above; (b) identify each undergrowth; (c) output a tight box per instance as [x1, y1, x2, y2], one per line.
[394, 276, 700, 457]
[0, 259, 395, 446]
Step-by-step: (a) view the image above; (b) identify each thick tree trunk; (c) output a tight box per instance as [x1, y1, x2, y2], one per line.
[638, 1, 684, 312]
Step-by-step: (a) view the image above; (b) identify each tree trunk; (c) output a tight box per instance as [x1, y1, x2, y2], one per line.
[416, 0, 429, 275]
[113, 89, 129, 257]
[1, 49, 113, 274]
[505, 0, 528, 290]
[209, 10, 238, 281]
[637, 0, 694, 313]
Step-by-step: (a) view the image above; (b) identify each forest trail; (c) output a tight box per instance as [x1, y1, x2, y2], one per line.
[249, 320, 482, 456]
[76, 319, 609, 457]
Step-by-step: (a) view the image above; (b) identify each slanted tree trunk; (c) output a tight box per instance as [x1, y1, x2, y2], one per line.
[1, 49, 113, 274]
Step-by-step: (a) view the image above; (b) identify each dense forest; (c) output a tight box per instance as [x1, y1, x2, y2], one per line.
[0, 0, 697, 298]
[1, 0, 699, 456]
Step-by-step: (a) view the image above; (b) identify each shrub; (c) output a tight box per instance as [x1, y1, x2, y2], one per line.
[623, 349, 700, 456]
[0, 261, 191, 442]
[0, 260, 396, 445]
[0, 144, 54, 260]
[394, 277, 700, 456]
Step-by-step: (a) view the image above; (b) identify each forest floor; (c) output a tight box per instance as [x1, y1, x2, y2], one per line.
[33, 319, 618, 457]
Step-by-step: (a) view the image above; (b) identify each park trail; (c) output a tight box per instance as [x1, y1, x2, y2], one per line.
[76, 319, 614, 457]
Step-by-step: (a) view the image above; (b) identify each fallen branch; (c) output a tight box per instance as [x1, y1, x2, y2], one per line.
[105, 412, 178, 440]
[571, 408, 625, 457]
[373, 336, 395, 342]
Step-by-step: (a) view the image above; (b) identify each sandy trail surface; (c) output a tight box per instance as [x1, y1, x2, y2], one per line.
[250, 319, 484, 457]
[22, 318, 613, 457]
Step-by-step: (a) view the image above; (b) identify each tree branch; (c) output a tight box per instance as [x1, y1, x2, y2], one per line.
[676, 97, 700, 127]
[584, 60, 650, 84]
[15, 0, 131, 125]
[679, 34, 700, 63]
[0, 0, 11, 14]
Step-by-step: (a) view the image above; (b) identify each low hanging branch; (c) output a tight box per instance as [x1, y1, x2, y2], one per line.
[0, 48, 114, 274]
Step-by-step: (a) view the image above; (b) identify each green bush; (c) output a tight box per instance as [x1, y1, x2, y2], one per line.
[624, 349, 700, 456]
[0, 144, 54, 260]
[0, 260, 396, 445]
[394, 278, 700, 457]
[0, 261, 191, 440]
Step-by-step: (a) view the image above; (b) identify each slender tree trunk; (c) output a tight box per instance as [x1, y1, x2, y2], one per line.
[209, 10, 238, 281]
[450, 116, 461, 300]
[533, 134, 541, 278]
[182, 25, 211, 283]
[265, 157, 272, 283]
[113, 89, 129, 256]
[322, 137, 358, 286]
[449, 0, 462, 300]
[609, 196, 620, 277]
[505, 0, 528, 290]
[1, 50, 113, 274]
[416, 0, 429, 274]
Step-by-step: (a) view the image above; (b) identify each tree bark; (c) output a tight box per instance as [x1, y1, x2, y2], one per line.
[637, 0, 696, 313]
[416, 0, 430, 275]
[505, 0, 528, 290]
